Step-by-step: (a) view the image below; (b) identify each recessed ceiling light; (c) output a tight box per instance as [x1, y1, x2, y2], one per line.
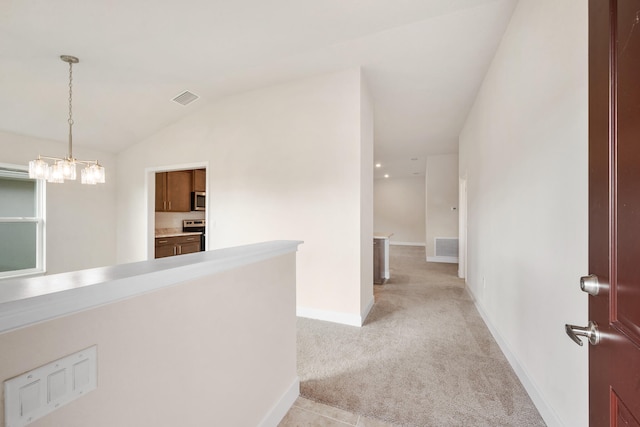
[375, 163, 382, 168]
[384, 174, 389, 178]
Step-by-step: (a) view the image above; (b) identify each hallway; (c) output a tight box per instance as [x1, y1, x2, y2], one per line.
[281, 246, 545, 426]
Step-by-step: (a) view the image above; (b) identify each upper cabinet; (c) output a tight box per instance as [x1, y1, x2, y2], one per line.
[155, 168, 206, 212]
[192, 169, 206, 192]
[155, 170, 192, 212]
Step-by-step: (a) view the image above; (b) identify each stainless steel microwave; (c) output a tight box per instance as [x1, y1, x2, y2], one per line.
[192, 192, 205, 211]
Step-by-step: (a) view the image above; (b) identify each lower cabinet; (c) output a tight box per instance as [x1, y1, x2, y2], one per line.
[155, 235, 201, 259]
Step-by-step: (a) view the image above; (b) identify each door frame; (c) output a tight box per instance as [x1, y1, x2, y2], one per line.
[458, 176, 467, 280]
[145, 162, 209, 260]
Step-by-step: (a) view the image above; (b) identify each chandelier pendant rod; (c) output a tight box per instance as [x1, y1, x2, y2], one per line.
[64, 55, 77, 161]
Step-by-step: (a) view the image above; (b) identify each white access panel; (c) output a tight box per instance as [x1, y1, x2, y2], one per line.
[4, 345, 97, 427]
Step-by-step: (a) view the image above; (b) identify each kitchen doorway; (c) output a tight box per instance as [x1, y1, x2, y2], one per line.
[145, 163, 208, 260]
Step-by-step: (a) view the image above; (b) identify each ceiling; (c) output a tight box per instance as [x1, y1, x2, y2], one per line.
[0, 0, 517, 179]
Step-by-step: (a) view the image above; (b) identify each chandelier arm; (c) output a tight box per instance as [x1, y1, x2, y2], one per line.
[75, 160, 99, 166]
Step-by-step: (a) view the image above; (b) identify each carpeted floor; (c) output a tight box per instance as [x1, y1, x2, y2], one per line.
[297, 245, 546, 427]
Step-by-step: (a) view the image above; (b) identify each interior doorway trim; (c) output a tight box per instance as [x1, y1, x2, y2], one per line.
[458, 176, 467, 279]
[145, 162, 209, 260]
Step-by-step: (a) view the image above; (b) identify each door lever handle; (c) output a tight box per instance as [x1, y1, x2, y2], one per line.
[565, 321, 600, 346]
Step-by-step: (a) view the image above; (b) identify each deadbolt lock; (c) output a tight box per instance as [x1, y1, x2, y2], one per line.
[580, 274, 600, 296]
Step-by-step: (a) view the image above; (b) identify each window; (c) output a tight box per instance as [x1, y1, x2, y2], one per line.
[0, 165, 45, 278]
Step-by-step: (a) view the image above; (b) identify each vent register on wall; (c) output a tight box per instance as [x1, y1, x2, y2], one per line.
[426, 238, 459, 264]
[435, 238, 458, 257]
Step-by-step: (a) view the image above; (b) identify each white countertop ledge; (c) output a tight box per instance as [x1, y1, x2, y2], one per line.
[0, 240, 303, 334]
[374, 232, 393, 239]
[155, 231, 203, 238]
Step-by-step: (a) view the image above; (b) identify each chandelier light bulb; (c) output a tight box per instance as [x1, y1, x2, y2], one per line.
[93, 164, 105, 183]
[80, 163, 105, 185]
[48, 163, 65, 183]
[81, 167, 95, 185]
[60, 159, 77, 180]
[28, 158, 49, 180]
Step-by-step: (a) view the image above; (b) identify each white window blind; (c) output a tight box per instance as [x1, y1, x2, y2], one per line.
[0, 165, 45, 278]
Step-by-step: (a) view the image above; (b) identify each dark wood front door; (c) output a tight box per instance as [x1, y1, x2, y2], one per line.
[589, 0, 640, 425]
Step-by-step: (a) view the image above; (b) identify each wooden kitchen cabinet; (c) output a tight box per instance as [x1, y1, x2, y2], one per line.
[154, 239, 176, 258]
[179, 239, 201, 255]
[192, 168, 206, 192]
[155, 170, 192, 212]
[155, 173, 165, 212]
[155, 235, 201, 258]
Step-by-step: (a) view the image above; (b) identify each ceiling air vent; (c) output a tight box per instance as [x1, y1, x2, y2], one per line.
[172, 90, 199, 106]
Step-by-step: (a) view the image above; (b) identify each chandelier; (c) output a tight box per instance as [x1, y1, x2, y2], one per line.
[29, 55, 105, 185]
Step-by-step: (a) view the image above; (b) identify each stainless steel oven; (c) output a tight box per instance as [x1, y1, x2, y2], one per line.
[183, 219, 205, 251]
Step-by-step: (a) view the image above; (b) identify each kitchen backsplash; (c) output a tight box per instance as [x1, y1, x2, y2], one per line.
[155, 211, 205, 230]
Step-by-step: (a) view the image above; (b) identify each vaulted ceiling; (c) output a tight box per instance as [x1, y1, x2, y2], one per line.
[0, 0, 517, 178]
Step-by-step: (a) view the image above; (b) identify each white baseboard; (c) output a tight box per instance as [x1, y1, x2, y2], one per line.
[297, 306, 365, 327]
[426, 256, 459, 264]
[465, 286, 563, 427]
[390, 241, 426, 247]
[257, 377, 300, 427]
[361, 296, 374, 324]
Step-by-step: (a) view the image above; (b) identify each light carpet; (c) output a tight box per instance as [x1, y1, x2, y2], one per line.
[297, 245, 546, 427]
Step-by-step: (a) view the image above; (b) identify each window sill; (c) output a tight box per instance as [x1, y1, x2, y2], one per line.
[0, 268, 45, 281]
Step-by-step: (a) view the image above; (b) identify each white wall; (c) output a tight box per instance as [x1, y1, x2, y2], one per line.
[117, 69, 373, 325]
[425, 154, 458, 259]
[0, 251, 299, 427]
[359, 75, 374, 318]
[459, 1, 588, 426]
[374, 177, 425, 245]
[0, 131, 117, 274]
